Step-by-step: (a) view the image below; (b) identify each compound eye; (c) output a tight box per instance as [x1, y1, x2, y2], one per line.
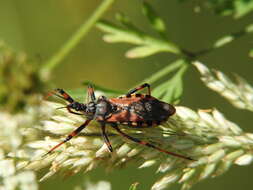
[71, 102, 81, 111]
[70, 102, 77, 108]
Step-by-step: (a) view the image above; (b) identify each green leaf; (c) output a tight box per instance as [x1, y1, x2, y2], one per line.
[250, 49, 253, 58]
[97, 20, 144, 45]
[152, 74, 183, 103]
[234, 0, 253, 18]
[139, 59, 185, 85]
[142, 2, 167, 37]
[212, 23, 253, 49]
[97, 20, 181, 58]
[126, 45, 164, 58]
[152, 62, 189, 103]
[129, 182, 139, 190]
[177, 0, 253, 18]
[213, 35, 234, 48]
[164, 77, 183, 103]
[246, 24, 253, 33]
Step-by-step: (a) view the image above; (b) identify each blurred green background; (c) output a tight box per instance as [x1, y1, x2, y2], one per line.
[1, 0, 253, 189]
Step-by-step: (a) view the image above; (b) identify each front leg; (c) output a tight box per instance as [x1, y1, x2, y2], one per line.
[44, 120, 91, 156]
[45, 88, 74, 103]
[100, 122, 113, 152]
[87, 84, 96, 102]
[67, 106, 83, 115]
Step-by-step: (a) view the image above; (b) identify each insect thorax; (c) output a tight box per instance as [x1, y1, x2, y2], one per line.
[94, 99, 115, 120]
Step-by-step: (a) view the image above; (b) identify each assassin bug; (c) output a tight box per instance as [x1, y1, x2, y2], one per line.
[45, 83, 194, 160]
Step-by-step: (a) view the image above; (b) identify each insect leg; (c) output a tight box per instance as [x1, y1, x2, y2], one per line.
[47, 89, 85, 115]
[45, 88, 74, 103]
[111, 125, 194, 161]
[87, 84, 96, 102]
[44, 120, 91, 156]
[126, 83, 151, 96]
[66, 106, 83, 115]
[101, 122, 113, 152]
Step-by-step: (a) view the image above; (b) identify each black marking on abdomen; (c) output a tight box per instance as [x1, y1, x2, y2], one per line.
[135, 94, 142, 97]
[118, 120, 153, 128]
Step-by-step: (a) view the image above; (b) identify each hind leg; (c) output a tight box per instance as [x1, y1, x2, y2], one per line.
[111, 124, 194, 161]
[126, 83, 151, 96]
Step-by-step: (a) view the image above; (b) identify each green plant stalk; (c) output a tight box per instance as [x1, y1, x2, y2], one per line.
[182, 23, 253, 59]
[40, 0, 115, 80]
[139, 59, 186, 85]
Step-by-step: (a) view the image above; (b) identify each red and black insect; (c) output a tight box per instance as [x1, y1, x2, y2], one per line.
[46, 83, 193, 160]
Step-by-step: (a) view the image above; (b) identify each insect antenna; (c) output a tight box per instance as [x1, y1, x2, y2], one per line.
[56, 106, 68, 110]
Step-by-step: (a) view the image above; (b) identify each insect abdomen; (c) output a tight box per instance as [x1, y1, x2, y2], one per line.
[106, 94, 176, 127]
[130, 98, 175, 124]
